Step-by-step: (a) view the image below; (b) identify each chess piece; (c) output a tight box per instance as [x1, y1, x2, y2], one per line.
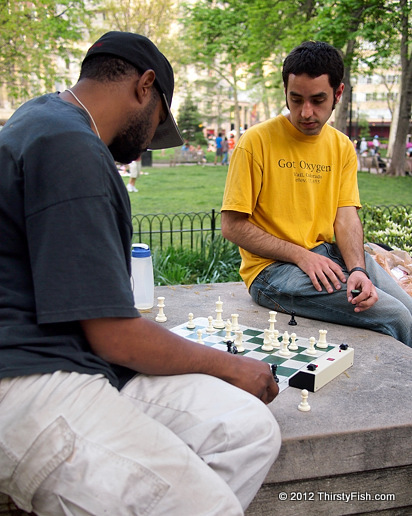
[306, 336, 317, 355]
[213, 296, 225, 329]
[262, 328, 274, 351]
[298, 389, 311, 412]
[231, 313, 240, 331]
[271, 364, 279, 383]
[278, 331, 291, 356]
[187, 313, 195, 329]
[317, 329, 328, 349]
[288, 311, 297, 326]
[155, 296, 167, 322]
[268, 311, 277, 334]
[224, 319, 233, 342]
[196, 328, 204, 344]
[206, 315, 215, 333]
[289, 332, 298, 351]
[272, 329, 280, 348]
[234, 330, 245, 352]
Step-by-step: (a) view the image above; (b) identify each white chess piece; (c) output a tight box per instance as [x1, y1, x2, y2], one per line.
[196, 329, 204, 344]
[306, 336, 317, 355]
[272, 329, 280, 348]
[235, 330, 245, 352]
[298, 389, 311, 412]
[224, 319, 232, 342]
[187, 313, 195, 329]
[155, 296, 167, 322]
[278, 331, 291, 356]
[231, 313, 240, 331]
[206, 315, 215, 333]
[262, 328, 274, 351]
[268, 311, 277, 334]
[289, 332, 298, 351]
[317, 329, 328, 349]
[213, 297, 225, 329]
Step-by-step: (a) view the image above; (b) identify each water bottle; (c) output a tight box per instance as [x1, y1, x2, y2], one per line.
[131, 243, 154, 310]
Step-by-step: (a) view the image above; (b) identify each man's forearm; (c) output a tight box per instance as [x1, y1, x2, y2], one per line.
[334, 207, 366, 271]
[221, 211, 308, 266]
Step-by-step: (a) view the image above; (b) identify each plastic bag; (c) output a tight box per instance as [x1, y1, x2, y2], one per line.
[364, 243, 412, 297]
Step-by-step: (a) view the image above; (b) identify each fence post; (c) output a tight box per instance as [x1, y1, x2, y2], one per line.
[211, 209, 216, 241]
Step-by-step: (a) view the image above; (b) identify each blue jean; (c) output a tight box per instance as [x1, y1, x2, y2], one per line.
[250, 243, 412, 346]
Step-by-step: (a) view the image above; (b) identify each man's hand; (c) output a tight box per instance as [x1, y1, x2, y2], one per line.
[295, 251, 347, 293]
[224, 354, 279, 404]
[81, 316, 280, 405]
[347, 270, 379, 312]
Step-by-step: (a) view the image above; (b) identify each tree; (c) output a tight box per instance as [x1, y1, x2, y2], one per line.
[177, 93, 207, 144]
[181, 0, 251, 141]
[94, 0, 179, 65]
[386, 0, 411, 176]
[0, 0, 89, 101]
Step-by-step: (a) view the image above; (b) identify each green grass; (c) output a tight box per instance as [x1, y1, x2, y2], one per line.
[124, 163, 412, 215]
[124, 163, 228, 214]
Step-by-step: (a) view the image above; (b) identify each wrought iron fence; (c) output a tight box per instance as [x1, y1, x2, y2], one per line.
[131, 205, 412, 250]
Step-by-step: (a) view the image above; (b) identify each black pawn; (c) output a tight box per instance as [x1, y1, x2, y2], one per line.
[288, 311, 297, 326]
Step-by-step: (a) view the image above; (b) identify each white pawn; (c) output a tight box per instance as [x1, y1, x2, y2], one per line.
[155, 296, 167, 322]
[306, 336, 317, 355]
[262, 328, 274, 351]
[231, 313, 240, 331]
[235, 330, 245, 352]
[272, 329, 280, 348]
[317, 329, 328, 349]
[196, 329, 204, 344]
[206, 316, 215, 333]
[298, 389, 311, 412]
[289, 332, 298, 351]
[279, 331, 291, 356]
[187, 313, 196, 329]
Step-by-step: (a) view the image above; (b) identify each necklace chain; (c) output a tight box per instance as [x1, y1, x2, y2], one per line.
[66, 89, 101, 139]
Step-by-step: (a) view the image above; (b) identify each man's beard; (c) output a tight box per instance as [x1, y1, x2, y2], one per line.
[109, 95, 158, 164]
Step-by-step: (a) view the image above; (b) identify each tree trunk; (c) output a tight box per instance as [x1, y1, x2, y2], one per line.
[334, 39, 357, 135]
[387, 0, 411, 176]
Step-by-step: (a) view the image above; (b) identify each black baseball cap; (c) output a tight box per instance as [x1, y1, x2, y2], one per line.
[84, 31, 183, 150]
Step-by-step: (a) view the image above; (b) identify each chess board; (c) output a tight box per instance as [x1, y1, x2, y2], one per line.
[170, 317, 354, 393]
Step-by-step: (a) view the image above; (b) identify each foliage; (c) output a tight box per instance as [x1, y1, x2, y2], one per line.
[93, 0, 179, 62]
[362, 204, 412, 253]
[177, 93, 207, 145]
[0, 0, 89, 100]
[152, 235, 241, 285]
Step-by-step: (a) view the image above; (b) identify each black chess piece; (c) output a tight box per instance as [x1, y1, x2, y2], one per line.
[271, 364, 279, 383]
[226, 341, 238, 354]
[288, 311, 297, 326]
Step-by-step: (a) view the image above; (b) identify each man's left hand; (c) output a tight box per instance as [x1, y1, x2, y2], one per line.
[347, 271, 378, 311]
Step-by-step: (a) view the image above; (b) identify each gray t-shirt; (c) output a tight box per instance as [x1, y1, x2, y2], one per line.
[0, 93, 139, 388]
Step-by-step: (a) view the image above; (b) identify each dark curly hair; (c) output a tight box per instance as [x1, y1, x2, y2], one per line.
[282, 41, 344, 94]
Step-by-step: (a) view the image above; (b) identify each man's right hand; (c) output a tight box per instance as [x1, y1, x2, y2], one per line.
[296, 250, 347, 293]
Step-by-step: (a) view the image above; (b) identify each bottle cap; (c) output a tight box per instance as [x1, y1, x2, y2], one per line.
[132, 243, 151, 258]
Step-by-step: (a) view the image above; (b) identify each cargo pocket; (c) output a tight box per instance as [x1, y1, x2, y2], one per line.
[38, 435, 171, 516]
[3, 415, 75, 513]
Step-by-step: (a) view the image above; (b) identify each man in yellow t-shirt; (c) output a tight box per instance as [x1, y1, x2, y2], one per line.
[222, 41, 412, 346]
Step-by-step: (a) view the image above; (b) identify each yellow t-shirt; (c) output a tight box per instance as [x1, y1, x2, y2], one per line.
[221, 115, 361, 288]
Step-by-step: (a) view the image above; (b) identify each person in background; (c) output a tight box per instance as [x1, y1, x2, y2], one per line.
[127, 156, 141, 192]
[214, 132, 223, 165]
[221, 136, 229, 165]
